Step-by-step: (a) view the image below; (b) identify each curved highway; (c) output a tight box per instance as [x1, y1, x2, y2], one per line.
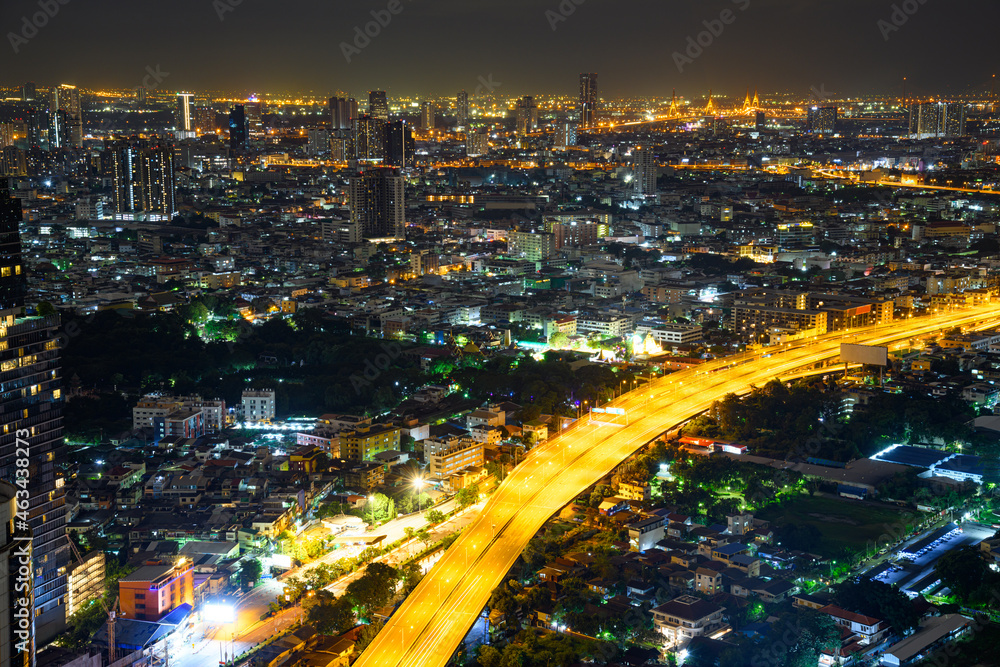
[356, 303, 1000, 667]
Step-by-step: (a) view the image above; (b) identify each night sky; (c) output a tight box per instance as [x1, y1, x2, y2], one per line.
[2, 0, 998, 98]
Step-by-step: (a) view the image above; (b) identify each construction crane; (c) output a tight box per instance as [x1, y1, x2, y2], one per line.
[65, 536, 118, 663]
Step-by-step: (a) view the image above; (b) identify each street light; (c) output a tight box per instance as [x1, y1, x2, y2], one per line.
[414, 477, 425, 513]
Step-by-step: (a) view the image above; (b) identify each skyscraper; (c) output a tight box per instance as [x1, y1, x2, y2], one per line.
[229, 105, 247, 150]
[52, 85, 82, 148]
[466, 130, 489, 157]
[353, 114, 386, 162]
[554, 122, 577, 149]
[385, 120, 415, 168]
[806, 105, 837, 134]
[19, 82, 35, 103]
[515, 96, 538, 135]
[368, 90, 389, 121]
[456, 91, 469, 129]
[135, 86, 147, 107]
[175, 92, 195, 134]
[420, 102, 436, 130]
[909, 102, 966, 138]
[106, 140, 176, 217]
[0, 189, 68, 649]
[632, 147, 657, 198]
[579, 73, 598, 128]
[349, 167, 405, 240]
[245, 99, 264, 145]
[329, 96, 358, 130]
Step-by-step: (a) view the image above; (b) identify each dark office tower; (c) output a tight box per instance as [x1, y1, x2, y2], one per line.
[806, 105, 837, 134]
[0, 189, 68, 649]
[755, 111, 766, 132]
[329, 96, 358, 130]
[48, 110, 67, 150]
[20, 82, 35, 102]
[456, 91, 469, 129]
[385, 120, 415, 168]
[0, 147, 28, 177]
[136, 86, 147, 107]
[420, 102, 436, 130]
[229, 105, 247, 150]
[52, 85, 83, 148]
[106, 140, 176, 217]
[349, 167, 405, 240]
[579, 73, 598, 128]
[368, 90, 389, 121]
[26, 108, 49, 150]
[353, 114, 386, 162]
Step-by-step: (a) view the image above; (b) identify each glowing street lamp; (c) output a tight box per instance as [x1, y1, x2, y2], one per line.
[414, 477, 425, 513]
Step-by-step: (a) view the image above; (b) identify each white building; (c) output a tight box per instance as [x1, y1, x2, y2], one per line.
[242, 389, 276, 423]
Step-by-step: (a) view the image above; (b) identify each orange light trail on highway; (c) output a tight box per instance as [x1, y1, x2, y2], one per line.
[356, 302, 1000, 667]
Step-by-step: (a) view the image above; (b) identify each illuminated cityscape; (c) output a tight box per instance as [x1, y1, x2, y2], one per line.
[2, 1, 1000, 666]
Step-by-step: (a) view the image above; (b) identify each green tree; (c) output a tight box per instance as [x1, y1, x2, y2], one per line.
[456, 483, 480, 509]
[426, 509, 445, 525]
[304, 590, 356, 635]
[239, 558, 263, 589]
[345, 562, 399, 617]
[355, 620, 384, 652]
[833, 578, 919, 633]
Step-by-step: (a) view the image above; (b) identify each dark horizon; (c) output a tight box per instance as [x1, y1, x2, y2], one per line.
[1, 0, 998, 99]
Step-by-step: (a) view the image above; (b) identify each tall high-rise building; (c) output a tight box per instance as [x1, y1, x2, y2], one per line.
[385, 120, 415, 168]
[229, 105, 247, 150]
[806, 105, 837, 134]
[579, 73, 598, 128]
[48, 110, 69, 151]
[456, 91, 469, 129]
[106, 140, 176, 217]
[135, 86, 147, 107]
[175, 93, 195, 133]
[420, 102, 436, 130]
[368, 90, 389, 121]
[0, 189, 68, 649]
[245, 99, 264, 145]
[52, 85, 82, 148]
[19, 82, 35, 103]
[632, 147, 657, 198]
[515, 96, 538, 135]
[306, 128, 329, 157]
[0, 147, 27, 177]
[554, 122, 577, 149]
[909, 102, 966, 138]
[195, 106, 216, 135]
[352, 114, 386, 162]
[329, 96, 358, 130]
[349, 167, 405, 240]
[466, 130, 489, 157]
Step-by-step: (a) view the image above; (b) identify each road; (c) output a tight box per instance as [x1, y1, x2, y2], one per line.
[167, 501, 472, 667]
[356, 302, 1000, 667]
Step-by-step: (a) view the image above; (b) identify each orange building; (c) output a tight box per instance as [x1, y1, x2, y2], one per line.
[119, 560, 194, 621]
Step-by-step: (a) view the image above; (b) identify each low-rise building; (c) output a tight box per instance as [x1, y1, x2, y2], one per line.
[650, 595, 726, 648]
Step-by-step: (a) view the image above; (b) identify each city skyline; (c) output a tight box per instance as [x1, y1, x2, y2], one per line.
[2, 0, 999, 97]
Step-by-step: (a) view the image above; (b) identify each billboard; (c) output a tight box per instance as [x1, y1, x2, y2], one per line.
[840, 343, 888, 366]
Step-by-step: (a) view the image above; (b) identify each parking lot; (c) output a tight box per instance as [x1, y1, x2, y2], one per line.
[874, 522, 994, 597]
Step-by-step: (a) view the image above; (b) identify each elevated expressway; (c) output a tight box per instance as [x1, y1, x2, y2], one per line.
[357, 303, 1000, 667]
